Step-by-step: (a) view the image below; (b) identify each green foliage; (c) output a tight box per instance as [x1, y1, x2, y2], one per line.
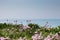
[28, 23, 39, 29]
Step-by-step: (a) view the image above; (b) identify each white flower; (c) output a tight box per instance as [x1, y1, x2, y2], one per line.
[7, 29, 9, 31]
[11, 28, 14, 30]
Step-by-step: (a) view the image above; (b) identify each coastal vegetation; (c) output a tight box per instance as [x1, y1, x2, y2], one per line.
[0, 23, 60, 40]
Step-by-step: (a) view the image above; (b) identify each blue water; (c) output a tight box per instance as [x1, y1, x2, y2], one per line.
[0, 19, 60, 27]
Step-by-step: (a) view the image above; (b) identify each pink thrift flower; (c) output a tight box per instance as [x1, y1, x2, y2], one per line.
[0, 37, 5, 40]
[54, 33, 60, 40]
[23, 26, 30, 30]
[44, 22, 50, 30]
[32, 34, 39, 40]
[18, 37, 23, 40]
[44, 35, 52, 40]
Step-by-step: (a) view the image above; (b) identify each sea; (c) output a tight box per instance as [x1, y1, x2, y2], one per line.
[0, 19, 60, 27]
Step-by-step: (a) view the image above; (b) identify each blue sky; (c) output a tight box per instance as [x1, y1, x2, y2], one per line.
[0, 0, 60, 19]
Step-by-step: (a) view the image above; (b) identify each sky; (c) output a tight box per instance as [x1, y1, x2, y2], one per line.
[0, 0, 60, 19]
